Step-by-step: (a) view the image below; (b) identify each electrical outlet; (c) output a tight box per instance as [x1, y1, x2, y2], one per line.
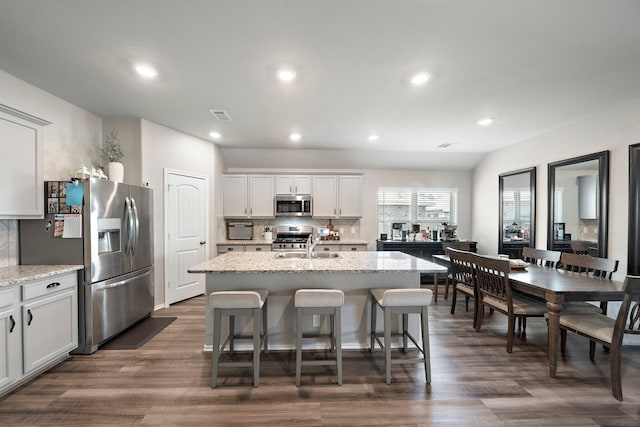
[312, 315, 320, 327]
[583, 227, 588, 233]
[351, 226, 356, 234]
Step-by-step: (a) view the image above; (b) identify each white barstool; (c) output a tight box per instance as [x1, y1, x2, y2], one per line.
[369, 288, 432, 384]
[209, 290, 269, 388]
[295, 289, 345, 386]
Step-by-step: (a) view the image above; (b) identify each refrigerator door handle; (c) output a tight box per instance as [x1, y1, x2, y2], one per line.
[123, 196, 134, 255]
[130, 197, 140, 256]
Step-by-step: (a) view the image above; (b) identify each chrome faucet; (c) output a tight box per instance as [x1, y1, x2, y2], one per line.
[307, 234, 320, 258]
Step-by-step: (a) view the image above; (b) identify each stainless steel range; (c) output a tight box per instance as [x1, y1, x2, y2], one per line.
[271, 225, 313, 252]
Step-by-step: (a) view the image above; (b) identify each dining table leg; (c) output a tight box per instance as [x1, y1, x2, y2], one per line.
[545, 300, 563, 378]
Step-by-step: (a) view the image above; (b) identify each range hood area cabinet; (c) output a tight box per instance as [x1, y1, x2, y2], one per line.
[578, 174, 598, 219]
[0, 104, 50, 219]
[275, 175, 312, 195]
[222, 175, 274, 218]
[312, 175, 362, 218]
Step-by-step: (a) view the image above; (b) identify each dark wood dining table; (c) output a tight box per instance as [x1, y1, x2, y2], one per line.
[432, 254, 625, 377]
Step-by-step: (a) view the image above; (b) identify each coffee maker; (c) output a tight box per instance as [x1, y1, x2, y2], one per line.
[390, 223, 406, 241]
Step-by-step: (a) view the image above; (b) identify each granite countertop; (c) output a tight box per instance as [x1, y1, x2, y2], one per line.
[217, 239, 369, 245]
[0, 265, 83, 288]
[188, 251, 447, 274]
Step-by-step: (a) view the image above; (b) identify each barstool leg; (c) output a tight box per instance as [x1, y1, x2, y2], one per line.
[262, 299, 269, 353]
[370, 295, 377, 351]
[253, 308, 261, 387]
[229, 315, 235, 355]
[211, 308, 222, 388]
[330, 312, 336, 352]
[335, 307, 342, 385]
[384, 307, 392, 384]
[421, 306, 431, 384]
[402, 313, 408, 352]
[296, 307, 303, 387]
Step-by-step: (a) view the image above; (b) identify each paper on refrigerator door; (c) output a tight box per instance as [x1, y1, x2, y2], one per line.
[62, 214, 82, 238]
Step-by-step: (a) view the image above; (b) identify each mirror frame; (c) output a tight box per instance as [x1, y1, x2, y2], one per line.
[629, 143, 640, 275]
[547, 150, 609, 257]
[499, 167, 536, 258]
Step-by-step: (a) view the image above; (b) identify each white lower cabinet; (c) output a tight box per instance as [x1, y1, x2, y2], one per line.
[0, 287, 21, 391]
[1, 271, 78, 396]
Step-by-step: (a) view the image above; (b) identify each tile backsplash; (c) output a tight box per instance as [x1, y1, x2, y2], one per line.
[0, 219, 18, 267]
[218, 218, 361, 241]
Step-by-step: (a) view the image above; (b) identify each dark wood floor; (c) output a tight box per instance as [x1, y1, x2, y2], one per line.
[2, 290, 640, 426]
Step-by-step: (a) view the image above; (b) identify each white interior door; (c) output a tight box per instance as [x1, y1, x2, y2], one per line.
[165, 170, 208, 305]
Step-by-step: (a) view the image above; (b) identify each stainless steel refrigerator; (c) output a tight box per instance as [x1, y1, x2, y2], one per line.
[19, 178, 154, 354]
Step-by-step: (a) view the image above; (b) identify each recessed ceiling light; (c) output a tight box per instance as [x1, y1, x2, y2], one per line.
[209, 132, 221, 140]
[289, 133, 302, 142]
[134, 63, 158, 79]
[477, 117, 494, 126]
[368, 135, 379, 141]
[410, 71, 431, 86]
[277, 68, 297, 82]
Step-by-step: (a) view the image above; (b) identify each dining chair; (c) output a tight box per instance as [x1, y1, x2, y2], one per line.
[447, 248, 478, 327]
[570, 241, 591, 255]
[559, 252, 619, 314]
[442, 241, 475, 300]
[474, 255, 547, 353]
[521, 247, 561, 268]
[558, 275, 640, 401]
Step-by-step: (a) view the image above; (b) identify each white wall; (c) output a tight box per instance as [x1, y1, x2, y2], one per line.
[0, 69, 102, 266]
[102, 118, 142, 185]
[472, 98, 640, 281]
[140, 119, 223, 305]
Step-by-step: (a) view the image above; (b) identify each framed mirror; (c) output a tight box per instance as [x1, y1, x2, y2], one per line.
[499, 167, 536, 258]
[547, 151, 609, 257]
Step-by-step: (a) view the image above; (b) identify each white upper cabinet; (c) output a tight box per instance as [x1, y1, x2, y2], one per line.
[0, 104, 51, 219]
[275, 175, 312, 195]
[222, 175, 274, 218]
[338, 175, 363, 218]
[312, 175, 362, 218]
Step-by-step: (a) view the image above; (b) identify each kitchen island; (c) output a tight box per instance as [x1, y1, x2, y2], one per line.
[188, 251, 446, 351]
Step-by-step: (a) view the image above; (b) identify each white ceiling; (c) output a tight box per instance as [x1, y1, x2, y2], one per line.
[1, 1, 639, 170]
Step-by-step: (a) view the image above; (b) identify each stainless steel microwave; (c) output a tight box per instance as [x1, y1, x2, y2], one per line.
[275, 194, 312, 216]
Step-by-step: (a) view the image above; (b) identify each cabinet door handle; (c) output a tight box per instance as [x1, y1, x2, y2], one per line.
[27, 309, 33, 326]
[256, 247, 262, 251]
[46, 281, 61, 289]
[9, 315, 15, 333]
[200, 241, 206, 245]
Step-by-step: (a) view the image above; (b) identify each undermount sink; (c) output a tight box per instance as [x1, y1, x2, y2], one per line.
[275, 252, 341, 259]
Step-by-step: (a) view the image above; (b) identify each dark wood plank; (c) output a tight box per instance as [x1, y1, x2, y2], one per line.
[1, 293, 639, 425]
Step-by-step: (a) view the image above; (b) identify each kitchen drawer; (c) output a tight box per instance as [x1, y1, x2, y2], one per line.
[216, 245, 246, 254]
[245, 245, 271, 252]
[0, 287, 19, 310]
[22, 272, 76, 302]
[315, 245, 341, 252]
[342, 244, 367, 252]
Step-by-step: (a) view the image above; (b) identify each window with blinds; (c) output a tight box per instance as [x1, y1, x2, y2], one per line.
[502, 189, 531, 225]
[377, 188, 458, 234]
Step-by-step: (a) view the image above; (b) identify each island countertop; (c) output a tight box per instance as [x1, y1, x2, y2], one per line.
[188, 251, 447, 274]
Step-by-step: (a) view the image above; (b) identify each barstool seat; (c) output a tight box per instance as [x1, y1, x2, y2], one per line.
[369, 288, 432, 384]
[210, 289, 269, 388]
[295, 289, 345, 386]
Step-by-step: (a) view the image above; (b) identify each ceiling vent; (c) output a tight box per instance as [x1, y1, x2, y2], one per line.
[209, 109, 232, 121]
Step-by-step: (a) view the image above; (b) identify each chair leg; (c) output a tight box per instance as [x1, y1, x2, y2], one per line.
[421, 306, 431, 384]
[384, 307, 392, 384]
[296, 307, 303, 387]
[450, 287, 458, 315]
[475, 303, 484, 332]
[335, 307, 343, 386]
[330, 311, 336, 352]
[560, 328, 567, 355]
[589, 340, 596, 361]
[506, 315, 515, 353]
[253, 308, 260, 387]
[211, 308, 222, 388]
[444, 275, 450, 300]
[610, 346, 623, 401]
[370, 295, 377, 351]
[465, 295, 470, 312]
